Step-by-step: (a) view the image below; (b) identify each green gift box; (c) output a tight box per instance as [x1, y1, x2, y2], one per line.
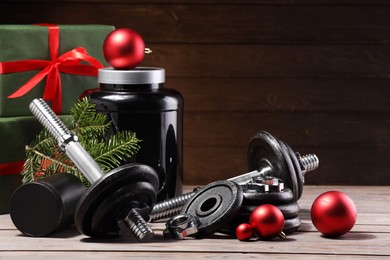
[0, 116, 43, 214]
[0, 175, 22, 214]
[0, 24, 114, 116]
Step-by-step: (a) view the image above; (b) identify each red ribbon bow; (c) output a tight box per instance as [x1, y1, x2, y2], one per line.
[0, 24, 103, 114]
[0, 161, 24, 176]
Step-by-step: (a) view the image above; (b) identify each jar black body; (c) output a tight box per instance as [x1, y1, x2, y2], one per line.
[91, 68, 183, 201]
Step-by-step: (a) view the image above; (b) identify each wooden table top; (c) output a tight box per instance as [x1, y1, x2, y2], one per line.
[0, 185, 389, 259]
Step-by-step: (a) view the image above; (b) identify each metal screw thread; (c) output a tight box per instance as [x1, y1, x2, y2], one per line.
[124, 209, 155, 242]
[149, 190, 198, 222]
[29, 98, 72, 145]
[299, 154, 319, 174]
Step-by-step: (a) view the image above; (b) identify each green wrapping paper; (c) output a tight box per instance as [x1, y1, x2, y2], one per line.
[0, 115, 70, 214]
[0, 174, 21, 214]
[0, 116, 43, 164]
[0, 116, 42, 214]
[0, 24, 114, 116]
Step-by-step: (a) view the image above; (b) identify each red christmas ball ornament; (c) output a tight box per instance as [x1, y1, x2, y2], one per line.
[103, 28, 145, 70]
[235, 223, 253, 241]
[249, 204, 285, 240]
[311, 191, 357, 237]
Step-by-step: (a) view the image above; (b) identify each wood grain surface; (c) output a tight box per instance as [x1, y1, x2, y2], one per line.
[0, 1, 388, 185]
[0, 186, 389, 259]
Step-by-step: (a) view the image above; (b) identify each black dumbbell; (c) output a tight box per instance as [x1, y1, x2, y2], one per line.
[10, 173, 86, 237]
[247, 131, 319, 201]
[149, 131, 319, 222]
[223, 131, 319, 235]
[29, 98, 159, 242]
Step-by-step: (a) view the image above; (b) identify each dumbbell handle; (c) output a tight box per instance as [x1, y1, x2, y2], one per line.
[230, 152, 319, 184]
[29, 98, 104, 184]
[150, 154, 318, 221]
[149, 163, 272, 221]
[228, 161, 272, 184]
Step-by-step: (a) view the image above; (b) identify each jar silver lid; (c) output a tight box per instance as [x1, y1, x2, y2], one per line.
[98, 67, 165, 84]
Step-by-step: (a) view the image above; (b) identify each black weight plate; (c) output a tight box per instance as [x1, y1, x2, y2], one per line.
[247, 131, 292, 191]
[181, 180, 243, 236]
[221, 215, 301, 236]
[229, 202, 300, 231]
[282, 141, 304, 200]
[239, 202, 300, 220]
[283, 216, 301, 234]
[90, 181, 157, 238]
[242, 188, 294, 206]
[277, 140, 299, 202]
[75, 164, 159, 237]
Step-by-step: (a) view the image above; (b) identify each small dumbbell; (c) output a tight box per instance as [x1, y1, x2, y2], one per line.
[29, 98, 159, 242]
[247, 131, 319, 201]
[150, 131, 319, 221]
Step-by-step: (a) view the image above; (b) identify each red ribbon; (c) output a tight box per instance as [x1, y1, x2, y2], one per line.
[0, 24, 103, 114]
[0, 161, 24, 176]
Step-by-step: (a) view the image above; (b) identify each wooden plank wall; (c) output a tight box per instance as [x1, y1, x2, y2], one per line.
[1, 0, 389, 185]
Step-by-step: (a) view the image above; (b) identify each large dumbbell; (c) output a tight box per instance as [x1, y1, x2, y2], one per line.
[29, 98, 159, 242]
[150, 131, 319, 221]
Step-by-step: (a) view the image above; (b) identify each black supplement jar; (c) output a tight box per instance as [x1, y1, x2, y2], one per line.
[91, 67, 183, 201]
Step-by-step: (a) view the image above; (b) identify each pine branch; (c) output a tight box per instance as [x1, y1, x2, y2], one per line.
[29, 131, 56, 151]
[91, 132, 140, 172]
[22, 148, 39, 183]
[72, 97, 96, 125]
[71, 97, 110, 138]
[21, 97, 141, 186]
[25, 145, 78, 172]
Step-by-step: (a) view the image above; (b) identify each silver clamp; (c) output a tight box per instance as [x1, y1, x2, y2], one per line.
[243, 175, 285, 193]
[163, 214, 199, 239]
